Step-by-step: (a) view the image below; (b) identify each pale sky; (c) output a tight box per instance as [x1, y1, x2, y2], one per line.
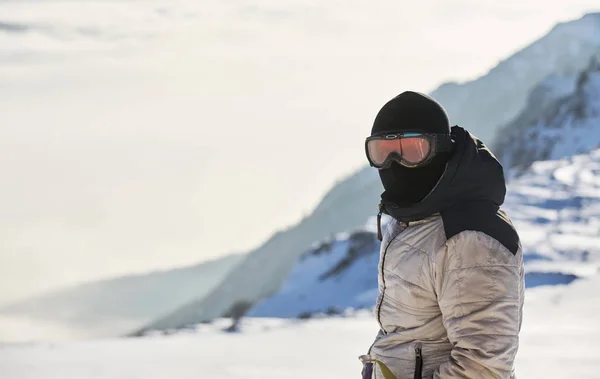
[1, 0, 599, 305]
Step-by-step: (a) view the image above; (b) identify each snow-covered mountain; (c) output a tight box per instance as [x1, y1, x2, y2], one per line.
[248, 229, 380, 319]
[132, 13, 600, 335]
[494, 58, 600, 173]
[249, 150, 600, 318]
[0, 254, 242, 338]
[432, 12, 600, 143]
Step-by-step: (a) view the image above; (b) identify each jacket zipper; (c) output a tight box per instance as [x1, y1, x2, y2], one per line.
[377, 202, 384, 241]
[375, 226, 403, 332]
[414, 344, 423, 379]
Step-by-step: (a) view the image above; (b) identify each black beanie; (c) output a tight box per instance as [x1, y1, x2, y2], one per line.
[371, 91, 452, 207]
[371, 91, 450, 135]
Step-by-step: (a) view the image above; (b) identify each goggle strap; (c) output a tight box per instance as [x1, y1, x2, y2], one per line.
[435, 135, 454, 152]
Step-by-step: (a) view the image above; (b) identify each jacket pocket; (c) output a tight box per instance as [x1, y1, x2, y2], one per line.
[369, 342, 450, 379]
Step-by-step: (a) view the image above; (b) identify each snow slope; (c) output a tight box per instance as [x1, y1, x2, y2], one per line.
[1, 275, 599, 379]
[507, 150, 600, 274]
[250, 150, 600, 318]
[495, 58, 600, 172]
[248, 230, 380, 318]
[432, 12, 600, 143]
[0, 254, 242, 339]
[134, 13, 600, 334]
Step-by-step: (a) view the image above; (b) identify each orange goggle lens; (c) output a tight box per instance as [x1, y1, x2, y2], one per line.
[367, 135, 431, 167]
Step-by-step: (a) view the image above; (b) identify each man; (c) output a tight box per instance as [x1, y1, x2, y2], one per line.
[359, 91, 525, 379]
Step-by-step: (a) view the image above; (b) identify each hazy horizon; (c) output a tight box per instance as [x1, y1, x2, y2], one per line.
[1, 0, 599, 306]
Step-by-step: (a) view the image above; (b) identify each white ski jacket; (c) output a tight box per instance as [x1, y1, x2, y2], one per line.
[362, 217, 524, 379]
[361, 127, 525, 379]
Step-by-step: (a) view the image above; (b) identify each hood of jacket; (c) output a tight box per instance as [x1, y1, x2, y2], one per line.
[382, 126, 507, 223]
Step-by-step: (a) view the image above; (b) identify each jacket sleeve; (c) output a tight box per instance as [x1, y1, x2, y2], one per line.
[433, 231, 524, 379]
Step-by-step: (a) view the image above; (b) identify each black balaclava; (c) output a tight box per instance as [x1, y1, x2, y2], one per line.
[371, 91, 452, 207]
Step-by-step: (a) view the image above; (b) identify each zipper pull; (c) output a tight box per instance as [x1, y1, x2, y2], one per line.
[377, 202, 383, 241]
[415, 346, 422, 359]
[414, 344, 423, 379]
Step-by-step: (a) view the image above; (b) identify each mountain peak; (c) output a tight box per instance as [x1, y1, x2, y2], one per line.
[581, 12, 600, 22]
[431, 12, 600, 144]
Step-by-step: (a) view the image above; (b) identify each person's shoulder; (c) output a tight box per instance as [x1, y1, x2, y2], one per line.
[383, 215, 447, 258]
[440, 201, 520, 256]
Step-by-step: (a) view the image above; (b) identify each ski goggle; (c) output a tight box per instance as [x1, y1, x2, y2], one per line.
[365, 132, 454, 169]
